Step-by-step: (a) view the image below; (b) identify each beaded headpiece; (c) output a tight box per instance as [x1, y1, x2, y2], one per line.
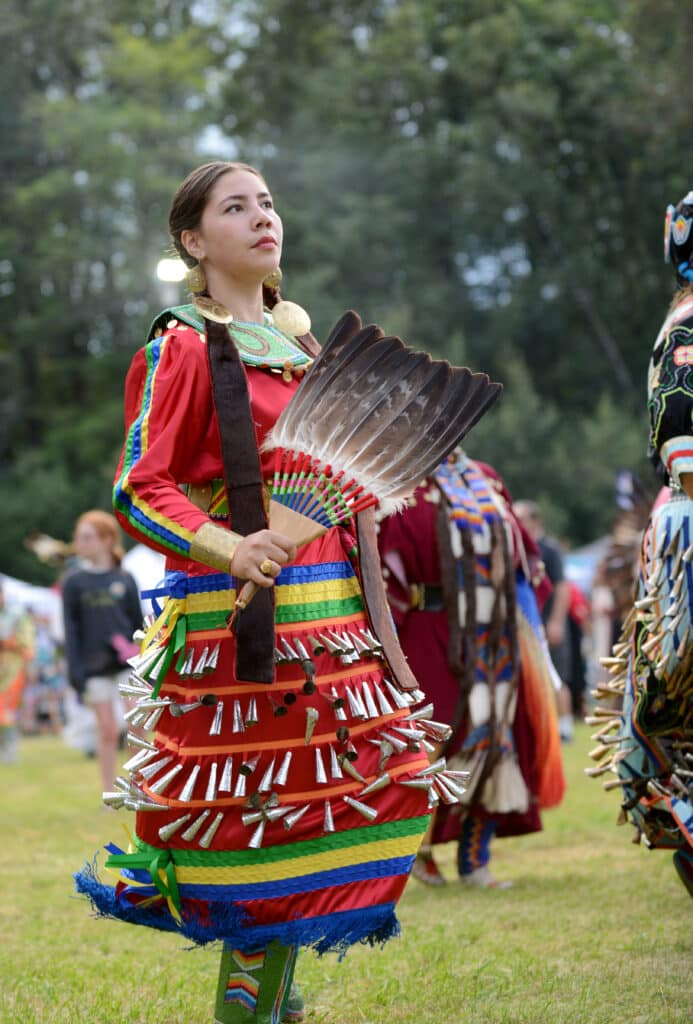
[664, 190, 693, 285]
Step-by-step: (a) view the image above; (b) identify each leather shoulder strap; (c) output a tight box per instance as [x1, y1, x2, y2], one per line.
[205, 319, 275, 683]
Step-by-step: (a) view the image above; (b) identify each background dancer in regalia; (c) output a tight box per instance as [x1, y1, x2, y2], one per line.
[74, 161, 499, 1024]
[378, 451, 565, 888]
[589, 191, 693, 897]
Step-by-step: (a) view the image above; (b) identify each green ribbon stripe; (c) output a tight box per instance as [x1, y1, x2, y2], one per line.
[129, 814, 430, 868]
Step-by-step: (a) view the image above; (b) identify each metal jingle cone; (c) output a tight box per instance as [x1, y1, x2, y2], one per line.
[239, 754, 260, 776]
[125, 797, 169, 812]
[192, 646, 209, 677]
[406, 703, 435, 722]
[205, 762, 219, 802]
[361, 681, 379, 719]
[126, 731, 158, 751]
[273, 751, 292, 786]
[327, 686, 347, 719]
[335, 725, 350, 743]
[127, 644, 163, 673]
[372, 680, 394, 716]
[265, 804, 295, 823]
[399, 777, 434, 790]
[436, 775, 466, 802]
[120, 679, 154, 698]
[419, 720, 453, 743]
[274, 646, 286, 663]
[360, 627, 383, 652]
[422, 738, 436, 754]
[232, 699, 245, 733]
[123, 747, 163, 773]
[248, 819, 266, 849]
[149, 762, 184, 795]
[348, 631, 371, 657]
[359, 773, 391, 797]
[158, 813, 192, 842]
[114, 774, 134, 793]
[329, 745, 343, 779]
[392, 724, 426, 742]
[343, 794, 378, 822]
[123, 703, 151, 724]
[294, 637, 312, 662]
[409, 689, 426, 704]
[267, 695, 288, 717]
[233, 773, 248, 798]
[258, 757, 276, 792]
[142, 706, 165, 731]
[218, 756, 233, 792]
[242, 808, 264, 827]
[351, 683, 370, 717]
[283, 804, 310, 830]
[416, 757, 447, 777]
[323, 800, 335, 833]
[302, 678, 317, 696]
[343, 740, 358, 762]
[205, 642, 221, 673]
[318, 632, 344, 656]
[181, 809, 211, 842]
[328, 628, 352, 653]
[281, 637, 299, 661]
[308, 635, 326, 656]
[612, 745, 637, 765]
[379, 730, 408, 754]
[345, 685, 366, 720]
[209, 700, 224, 736]
[139, 754, 173, 781]
[304, 706, 319, 744]
[602, 777, 630, 792]
[102, 791, 126, 808]
[198, 811, 224, 849]
[584, 761, 615, 778]
[178, 648, 195, 677]
[433, 776, 460, 805]
[375, 739, 394, 772]
[180, 763, 201, 802]
[442, 769, 470, 783]
[589, 743, 616, 762]
[169, 699, 202, 717]
[340, 758, 366, 784]
[245, 697, 259, 727]
[315, 747, 328, 784]
[382, 678, 410, 709]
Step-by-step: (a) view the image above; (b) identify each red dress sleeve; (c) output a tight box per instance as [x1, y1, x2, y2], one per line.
[113, 327, 219, 560]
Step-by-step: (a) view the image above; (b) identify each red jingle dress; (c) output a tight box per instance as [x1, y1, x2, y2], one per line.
[75, 305, 435, 954]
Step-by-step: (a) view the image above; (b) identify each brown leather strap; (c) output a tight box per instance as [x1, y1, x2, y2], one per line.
[356, 508, 418, 691]
[205, 319, 275, 683]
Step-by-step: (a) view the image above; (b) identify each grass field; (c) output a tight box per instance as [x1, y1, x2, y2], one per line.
[0, 725, 690, 1024]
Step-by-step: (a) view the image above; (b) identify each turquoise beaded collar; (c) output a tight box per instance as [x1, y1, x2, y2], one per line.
[148, 304, 312, 372]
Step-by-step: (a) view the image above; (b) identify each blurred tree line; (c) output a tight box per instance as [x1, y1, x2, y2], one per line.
[1, 0, 690, 582]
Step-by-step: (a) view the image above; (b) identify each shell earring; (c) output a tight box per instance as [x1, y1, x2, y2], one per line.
[185, 263, 207, 294]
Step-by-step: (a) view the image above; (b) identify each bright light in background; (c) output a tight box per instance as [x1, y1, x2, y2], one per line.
[156, 258, 187, 282]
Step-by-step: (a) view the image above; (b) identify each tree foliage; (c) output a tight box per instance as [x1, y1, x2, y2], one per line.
[1, 0, 689, 581]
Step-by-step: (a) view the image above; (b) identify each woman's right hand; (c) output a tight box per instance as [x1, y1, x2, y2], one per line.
[229, 530, 297, 587]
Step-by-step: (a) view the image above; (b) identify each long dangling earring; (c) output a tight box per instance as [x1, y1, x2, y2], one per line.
[185, 263, 207, 294]
[263, 267, 283, 289]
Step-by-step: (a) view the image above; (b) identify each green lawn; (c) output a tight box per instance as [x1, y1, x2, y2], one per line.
[0, 725, 690, 1024]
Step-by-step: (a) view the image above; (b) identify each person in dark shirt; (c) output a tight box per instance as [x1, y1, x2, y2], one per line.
[62, 510, 142, 792]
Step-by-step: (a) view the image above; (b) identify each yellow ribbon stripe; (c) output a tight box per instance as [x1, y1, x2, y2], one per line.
[173, 833, 422, 886]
